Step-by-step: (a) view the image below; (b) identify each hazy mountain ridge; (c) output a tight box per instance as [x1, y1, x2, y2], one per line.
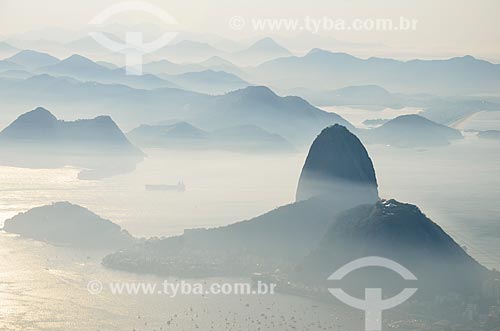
[0, 41, 19, 58]
[159, 69, 252, 95]
[5, 48, 500, 130]
[35, 54, 179, 89]
[253, 49, 500, 95]
[5, 50, 60, 70]
[128, 121, 295, 152]
[0, 59, 24, 72]
[0, 76, 351, 146]
[189, 86, 352, 145]
[231, 37, 292, 66]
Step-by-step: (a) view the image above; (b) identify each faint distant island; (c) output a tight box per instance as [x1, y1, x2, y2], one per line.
[3, 202, 135, 249]
[477, 130, 500, 140]
[0, 107, 144, 179]
[127, 122, 295, 152]
[359, 114, 463, 147]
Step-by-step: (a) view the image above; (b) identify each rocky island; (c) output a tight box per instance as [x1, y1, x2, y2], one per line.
[3, 201, 135, 249]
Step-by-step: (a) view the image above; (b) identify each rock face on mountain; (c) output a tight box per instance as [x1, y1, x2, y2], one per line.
[3, 202, 135, 249]
[296, 124, 378, 207]
[300, 199, 488, 295]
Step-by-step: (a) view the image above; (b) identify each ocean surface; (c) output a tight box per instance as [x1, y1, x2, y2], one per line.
[1, 118, 499, 330]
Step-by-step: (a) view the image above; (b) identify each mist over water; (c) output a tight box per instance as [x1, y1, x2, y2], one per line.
[0, 150, 305, 237]
[1, 136, 499, 268]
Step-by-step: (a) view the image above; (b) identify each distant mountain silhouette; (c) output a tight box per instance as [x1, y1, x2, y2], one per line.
[39, 54, 109, 76]
[0, 107, 143, 179]
[0, 41, 18, 57]
[361, 114, 463, 147]
[156, 40, 226, 63]
[253, 49, 500, 95]
[296, 124, 379, 205]
[128, 122, 295, 152]
[0, 69, 32, 80]
[0, 59, 23, 72]
[95, 61, 118, 69]
[161, 70, 251, 95]
[330, 85, 404, 109]
[3, 202, 135, 249]
[6, 50, 59, 70]
[37, 54, 178, 89]
[0, 74, 208, 127]
[191, 86, 352, 145]
[198, 56, 245, 76]
[210, 125, 295, 152]
[128, 122, 209, 145]
[279, 85, 440, 109]
[232, 37, 292, 65]
[152, 38, 291, 66]
[66, 33, 124, 55]
[0, 75, 355, 146]
[143, 59, 205, 75]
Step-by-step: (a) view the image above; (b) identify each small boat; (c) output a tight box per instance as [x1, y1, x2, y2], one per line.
[145, 181, 186, 192]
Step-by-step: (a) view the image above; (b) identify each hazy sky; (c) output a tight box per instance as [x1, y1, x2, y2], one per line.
[1, 0, 500, 60]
